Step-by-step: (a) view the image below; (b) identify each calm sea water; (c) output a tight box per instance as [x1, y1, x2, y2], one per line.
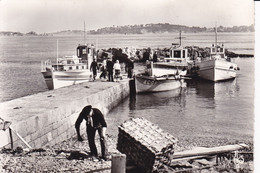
[106, 58, 254, 144]
[0, 33, 255, 143]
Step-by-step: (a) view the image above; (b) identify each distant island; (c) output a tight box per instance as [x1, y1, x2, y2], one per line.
[0, 23, 254, 36]
[89, 23, 254, 34]
[0, 31, 53, 36]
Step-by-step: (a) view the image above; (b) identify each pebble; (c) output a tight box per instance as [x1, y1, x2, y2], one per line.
[0, 130, 254, 172]
[0, 135, 114, 172]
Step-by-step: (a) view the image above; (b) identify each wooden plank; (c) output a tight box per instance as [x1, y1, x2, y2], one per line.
[171, 144, 248, 159]
[174, 165, 214, 173]
[9, 128, 13, 149]
[10, 127, 32, 149]
[169, 155, 214, 162]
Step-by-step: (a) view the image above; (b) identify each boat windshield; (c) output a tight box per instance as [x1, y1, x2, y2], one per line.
[58, 56, 82, 64]
[171, 49, 187, 59]
[173, 50, 181, 58]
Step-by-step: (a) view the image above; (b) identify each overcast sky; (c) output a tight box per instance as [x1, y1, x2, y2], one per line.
[0, 0, 255, 33]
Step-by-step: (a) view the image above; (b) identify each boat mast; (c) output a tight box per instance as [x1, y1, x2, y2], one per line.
[215, 23, 218, 55]
[84, 21, 86, 44]
[174, 30, 185, 47]
[56, 39, 58, 68]
[95, 39, 98, 59]
[179, 30, 182, 46]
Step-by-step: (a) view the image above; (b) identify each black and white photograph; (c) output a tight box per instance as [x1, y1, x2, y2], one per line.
[0, 0, 257, 172]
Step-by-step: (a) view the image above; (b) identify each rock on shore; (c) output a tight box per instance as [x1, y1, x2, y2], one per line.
[0, 134, 118, 173]
[0, 131, 254, 173]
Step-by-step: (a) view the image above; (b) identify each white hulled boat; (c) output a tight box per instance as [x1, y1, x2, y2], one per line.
[195, 43, 238, 82]
[135, 62, 184, 93]
[41, 44, 95, 90]
[194, 26, 239, 82]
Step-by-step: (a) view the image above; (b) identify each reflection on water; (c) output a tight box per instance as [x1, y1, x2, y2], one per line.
[107, 58, 254, 143]
[129, 96, 136, 111]
[187, 78, 239, 99]
[106, 88, 186, 137]
[130, 88, 184, 110]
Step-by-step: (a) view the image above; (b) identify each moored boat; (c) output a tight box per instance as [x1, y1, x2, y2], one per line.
[195, 43, 239, 82]
[193, 26, 239, 82]
[135, 73, 183, 93]
[135, 61, 185, 93]
[41, 44, 96, 90]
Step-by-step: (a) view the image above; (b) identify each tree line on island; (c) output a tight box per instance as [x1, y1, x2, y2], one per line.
[89, 23, 254, 34]
[0, 23, 254, 36]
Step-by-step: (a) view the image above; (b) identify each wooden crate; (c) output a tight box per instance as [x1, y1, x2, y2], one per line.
[117, 117, 177, 172]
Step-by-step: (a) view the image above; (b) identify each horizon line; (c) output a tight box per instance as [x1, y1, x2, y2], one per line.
[0, 23, 254, 34]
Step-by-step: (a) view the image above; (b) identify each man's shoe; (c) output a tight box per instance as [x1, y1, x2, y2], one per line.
[101, 155, 108, 161]
[89, 152, 98, 157]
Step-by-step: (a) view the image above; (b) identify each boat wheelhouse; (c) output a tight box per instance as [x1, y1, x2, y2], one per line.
[164, 43, 189, 63]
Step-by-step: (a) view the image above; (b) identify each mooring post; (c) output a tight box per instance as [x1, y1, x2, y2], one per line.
[129, 79, 136, 96]
[111, 153, 126, 173]
[8, 128, 13, 150]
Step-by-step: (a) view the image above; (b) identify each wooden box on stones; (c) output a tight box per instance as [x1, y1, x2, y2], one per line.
[117, 117, 178, 172]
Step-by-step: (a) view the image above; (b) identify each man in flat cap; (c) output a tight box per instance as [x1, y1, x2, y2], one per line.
[75, 105, 107, 160]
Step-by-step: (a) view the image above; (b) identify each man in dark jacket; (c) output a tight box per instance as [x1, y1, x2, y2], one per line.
[153, 52, 158, 62]
[90, 59, 99, 81]
[106, 58, 114, 82]
[75, 105, 107, 160]
[127, 58, 134, 78]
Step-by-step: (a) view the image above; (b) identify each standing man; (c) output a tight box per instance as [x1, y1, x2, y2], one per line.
[90, 59, 99, 81]
[127, 58, 134, 78]
[99, 59, 107, 79]
[153, 52, 158, 62]
[106, 58, 114, 82]
[75, 105, 108, 160]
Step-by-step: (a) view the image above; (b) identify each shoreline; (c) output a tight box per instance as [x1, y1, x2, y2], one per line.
[0, 31, 254, 37]
[0, 116, 254, 172]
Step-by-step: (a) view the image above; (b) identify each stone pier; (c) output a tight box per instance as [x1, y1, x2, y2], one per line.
[0, 80, 130, 148]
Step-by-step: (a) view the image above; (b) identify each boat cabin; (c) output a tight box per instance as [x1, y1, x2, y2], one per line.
[55, 56, 87, 71]
[165, 45, 188, 62]
[77, 44, 96, 60]
[210, 43, 225, 58]
[77, 44, 96, 69]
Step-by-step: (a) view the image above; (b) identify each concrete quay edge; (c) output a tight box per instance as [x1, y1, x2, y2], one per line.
[0, 80, 130, 148]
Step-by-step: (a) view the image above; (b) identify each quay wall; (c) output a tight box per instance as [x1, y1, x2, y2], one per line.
[0, 80, 130, 148]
